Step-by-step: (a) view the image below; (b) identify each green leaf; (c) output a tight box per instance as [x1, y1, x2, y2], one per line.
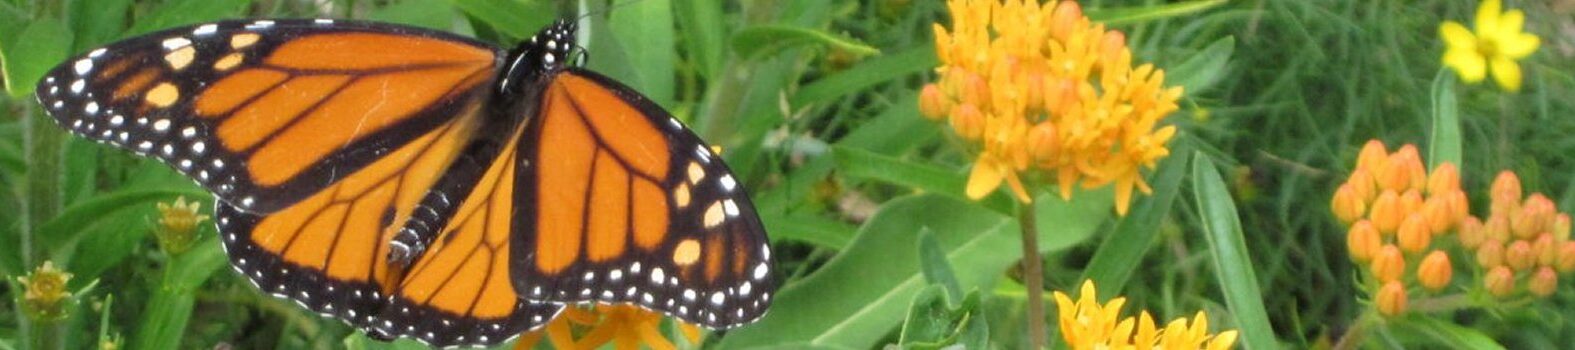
[761, 211, 854, 250]
[831, 146, 1012, 213]
[1191, 152, 1278, 350]
[68, 0, 133, 50]
[672, 0, 725, 79]
[791, 45, 936, 108]
[449, 0, 555, 42]
[368, 1, 459, 30]
[1387, 316, 1505, 350]
[917, 228, 962, 302]
[2, 19, 71, 97]
[608, 0, 676, 108]
[731, 25, 878, 61]
[1165, 37, 1234, 96]
[719, 194, 1103, 348]
[1079, 145, 1190, 299]
[1428, 68, 1462, 169]
[132, 238, 227, 350]
[125, 0, 253, 36]
[897, 287, 988, 349]
[1085, 0, 1229, 25]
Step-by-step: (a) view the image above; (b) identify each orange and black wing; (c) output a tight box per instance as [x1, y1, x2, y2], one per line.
[35, 19, 499, 213]
[511, 69, 776, 329]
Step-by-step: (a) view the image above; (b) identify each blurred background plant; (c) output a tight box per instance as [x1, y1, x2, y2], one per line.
[0, 0, 1574, 349]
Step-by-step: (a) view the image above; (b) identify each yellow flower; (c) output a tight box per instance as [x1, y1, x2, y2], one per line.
[19, 261, 74, 322]
[1053, 280, 1238, 350]
[925, 0, 1182, 214]
[1440, 0, 1540, 91]
[514, 304, 701, 350]
[155, 196, 209, 254]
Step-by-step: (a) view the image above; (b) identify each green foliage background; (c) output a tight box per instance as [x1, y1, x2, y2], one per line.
[0, 0, 1573, 349]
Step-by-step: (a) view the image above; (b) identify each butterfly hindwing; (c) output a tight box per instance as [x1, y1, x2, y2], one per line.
[35, 19, 502, 213]
[511, 69, 776, 328]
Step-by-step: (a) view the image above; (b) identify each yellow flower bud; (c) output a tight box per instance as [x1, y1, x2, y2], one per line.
[1026, 122, 1059, 162]
[1348, 168, 1377, 202]
[1331, 184, 1367, 224]
[1529, 266, 1558, 297]
[1372, 245, 1405, 282]
[1376, 281, 1407, 317]
[1485, 215, 1511, 242]
[1421, 198, 1454, 234]
[1370, 190, 1403, 235]
[19, 261, 74, 323]
[1447, 190, 1471, 224]
[951, 104, 985, 140]
[1348, 220, 1382, 263]
[1377, 156, 1412, 193]
[1356, 140, 1389, 174]
[1491, 171, 1522, 216]
[1393, 145, 1426, 191]
[1458, 216, 1485, 249]
[1556, 213, 1571, 241]
[919, 84, 951, 120]
[1426, 162, 1461, 195]
[1398, 214, 1432, 254]
[1477, 239, 1505, 269]
[1557, 242, 1575, 273]
[1484, 266, 1516, 297]
[1512, 194, 1555, 239]
[1398, 190, 1424, 219]
[155, 196, 208, 255]
[1535, 233, 1558, 267]
[1506, 240, 1535, 271]
[1417, 251, 1453, 292]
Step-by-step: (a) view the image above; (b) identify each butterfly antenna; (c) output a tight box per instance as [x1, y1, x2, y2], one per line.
[571, 44, 590, 67]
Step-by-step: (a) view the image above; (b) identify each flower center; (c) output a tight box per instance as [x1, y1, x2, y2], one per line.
[1477, 37, 1499, 57]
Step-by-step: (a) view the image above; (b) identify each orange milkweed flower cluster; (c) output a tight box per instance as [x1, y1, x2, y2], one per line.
[1457, 171, 1575, 298]
[1053, 280, 1238, 350]
[1331, 141, 1469, 316]
[920, 0, 1182, 215]
[514, 304, 701, 350]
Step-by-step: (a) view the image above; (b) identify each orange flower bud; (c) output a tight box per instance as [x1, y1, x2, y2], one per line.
[1447, 190, 1471, 224]
[1421, 198, 1454, 234]
[1417, 251, 1453, 291]
[1529, 266, 1558, 297]
[1356, 140, 1389, 174]
[919, 84, 951, 120]
[1427, 162, 1461, 195]
[1491, 171, 1522, 216]
[1378, 157, 1412, 193]
[1099, 30, 1126, 66]
[1557, 242, 1575, 273]
[1042, 78, 1076, 115]
[1477, 239, 1505, 269]
[1556, 213, 1571, 241]
[1331, 184, 1366, 224]
[959, 73, 989, 109]
[1506, 240, 1536, 271]
[951, 104, 985, 140]
[1513, 194, 1555, 239]
[1026, 122, 1058, 162]
[1398, 190, 1424, 219]
[1348, 221, 1382, 263]
[1372, 245, 1405, 282]
[1049, 1, 1082, 42]
[1394, 145, 1426, 191]
[1535, 233, 1558, 267]
[1485, 266, 1516, 297]
[1370, 190, 1403, 234]
[1398, 214, 1432, 253]
[1348, 168, 1377, 202]
[1458, 216, 1486, 249]
[1485, 215, 1511, 242]
[1376, 281, 1407, 317]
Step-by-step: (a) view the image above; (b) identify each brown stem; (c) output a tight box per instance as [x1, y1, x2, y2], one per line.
[1019, 204, 1047, 348]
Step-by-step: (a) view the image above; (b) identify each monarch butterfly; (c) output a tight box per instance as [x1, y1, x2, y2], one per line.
[35, 18, 774, 347]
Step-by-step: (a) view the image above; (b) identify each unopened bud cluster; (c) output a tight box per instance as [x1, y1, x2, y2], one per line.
[1457, 171, 1575, 298]
[1331, 140, 1467, 316]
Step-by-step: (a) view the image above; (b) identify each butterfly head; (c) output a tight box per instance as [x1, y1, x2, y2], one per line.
[500, 20, 579, 97]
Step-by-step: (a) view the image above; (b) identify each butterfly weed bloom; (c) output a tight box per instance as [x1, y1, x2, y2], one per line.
[921, 0, 1182, 214]
[155, 196, 209, 255]
[19, 261, 74, 323]
[1331, 140, 1469, 315]
[514, 304, 701, 350]
[1439, 0, 1540, 91]
[1053, 280, 1238, 350]
[1459, 171, 1575, 299]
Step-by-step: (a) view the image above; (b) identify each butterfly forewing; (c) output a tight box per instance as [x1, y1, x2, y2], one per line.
[511, 69, 776, 329]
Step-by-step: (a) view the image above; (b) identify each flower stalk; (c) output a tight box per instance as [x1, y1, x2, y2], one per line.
[1018, 203, 1047, 348]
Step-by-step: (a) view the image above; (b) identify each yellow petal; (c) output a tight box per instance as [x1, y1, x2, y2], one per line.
[1498, 33, 1540, 58]
[1489, 56, 1523, 92]
[1475, 0, 1501, 35]
[965, 159, 1006, 199]
[1494, 9, 1525, 39]
[1438, 21, 1477, 51]
[1208, 330, 1240, 350]
[1444, 49, 1487, 83]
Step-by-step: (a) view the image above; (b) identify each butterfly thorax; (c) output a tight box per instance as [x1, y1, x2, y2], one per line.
[497, 19, 577, 101]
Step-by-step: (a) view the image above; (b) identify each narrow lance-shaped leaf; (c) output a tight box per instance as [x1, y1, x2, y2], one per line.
[1191, 152, 1278, 350]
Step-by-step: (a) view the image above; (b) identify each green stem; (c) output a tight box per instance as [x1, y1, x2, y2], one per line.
[22, 95, 67, 350]
[1407, 293, 1475, 313]
[1018, 203, 1047, 348]
[1331, 311, 1377, 350]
